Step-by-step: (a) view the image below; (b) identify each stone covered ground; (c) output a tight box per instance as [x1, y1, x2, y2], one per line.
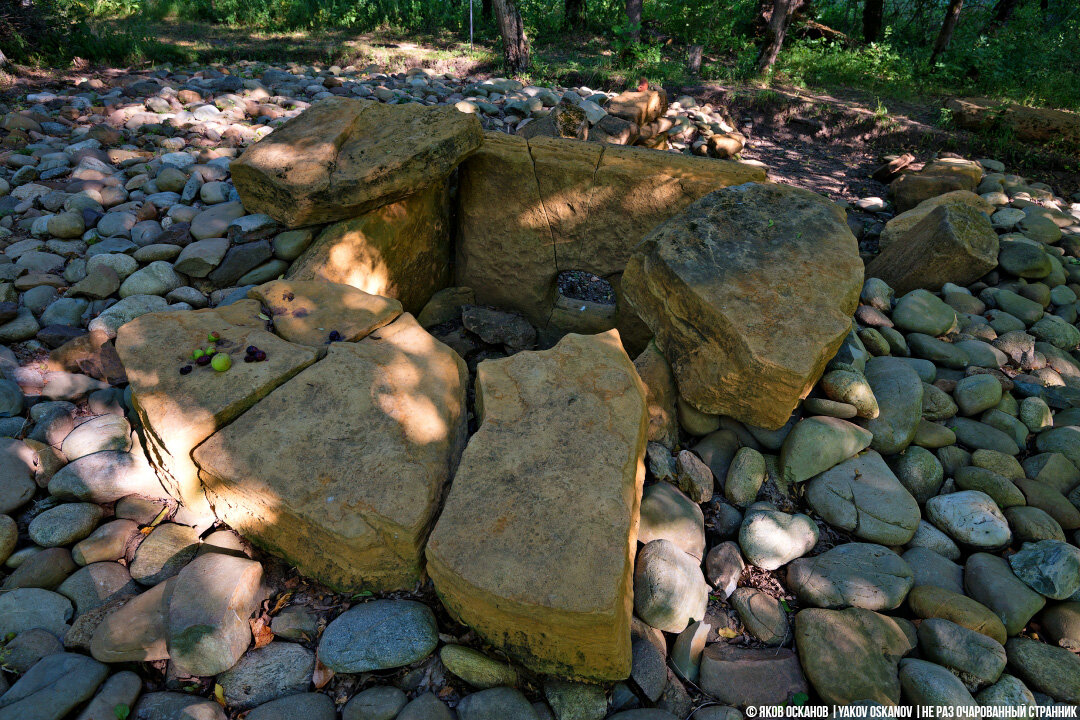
[0, 59, 1079, 720]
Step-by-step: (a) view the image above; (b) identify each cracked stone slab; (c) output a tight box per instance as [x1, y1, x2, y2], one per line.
[622, 182, 864, 428]
[426, 330, 647, 681]
[195, 313, 468, 592]
[115, 300, 318, 515]
[455, 132, 767, 350]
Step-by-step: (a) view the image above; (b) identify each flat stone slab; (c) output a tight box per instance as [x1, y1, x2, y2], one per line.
[247, 279, 402, 347]
[426, 330, 648, 681]
[116, 300, 318, 515]
[196, 313, 467, 592]
[231, 97, 482, 227]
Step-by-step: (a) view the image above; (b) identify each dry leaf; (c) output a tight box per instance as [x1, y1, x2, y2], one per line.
[270, 591, 293, 615]
[715, 627, 739, 639]
[250, 616, 274, 649]
[213, 684, 226, 707]
[313, 658, 334, 689]
[142, 506, 169, 534]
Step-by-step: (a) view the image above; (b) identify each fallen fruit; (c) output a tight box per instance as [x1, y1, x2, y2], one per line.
[208, 332, 221, 342]
[179, 365, 193, 375]
[211, 353, 232, 372]
[205, 345, 216, 356]
[192, 349, 204, 360]
[195, 355, 211, 366]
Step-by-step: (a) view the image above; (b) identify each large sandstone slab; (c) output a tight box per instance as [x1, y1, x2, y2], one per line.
[948, 98, 1080, 152]
[247, 279, 402, 347]
[866, 203, 998, 294]
[890, 159, 983, 212]
[196, 314, 468, 592]
[607, 90, 668, 126]
[623, 182, 863, 429]
[426, 330, 648, 680]
[231, 97, 482, 227]
[285, 182, 451, 313]
[878, 191, 994, 249]
[115, 301, 318, 514]
[455, 133, 766, 351]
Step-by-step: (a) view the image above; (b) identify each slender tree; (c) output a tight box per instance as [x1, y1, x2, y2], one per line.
[492, 0, 530, 73]
[863, 0, 884, 42]
[626, 0, 642, 41]
[565, 0, 586, 28]
[929, 0, 964, 66]
[757, 0, 806, 73]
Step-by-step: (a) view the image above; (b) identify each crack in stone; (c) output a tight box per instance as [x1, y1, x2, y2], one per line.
[524, 139, 563, 330]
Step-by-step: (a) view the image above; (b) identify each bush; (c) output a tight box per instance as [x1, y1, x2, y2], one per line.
[0, 0, 174, 65]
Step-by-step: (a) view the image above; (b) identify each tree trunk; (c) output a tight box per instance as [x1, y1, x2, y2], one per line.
[564, 0, 585, 28]
[862, 0, 884, 42]
[687, 44, 703, 75]
[929, 0, 963, 66]
[626, 0, 642, 41]
[492, 0, 530, 73]
[757, 0, 805, 73]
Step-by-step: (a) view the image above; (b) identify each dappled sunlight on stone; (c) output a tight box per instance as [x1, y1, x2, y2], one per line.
[114, 301, 318, 516]
[426, 329, 647, 681]
[286, 183, 450, 312]
[247, 278, 401, 346]
[455, 132, 766, 350]
[230, 97, 481, 227]
[194, 313, 467, 592]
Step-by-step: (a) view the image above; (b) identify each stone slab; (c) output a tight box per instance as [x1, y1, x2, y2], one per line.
[426, 330, 648, 680]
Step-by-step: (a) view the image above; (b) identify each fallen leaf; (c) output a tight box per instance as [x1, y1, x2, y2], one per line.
[213, 684, 225, 707]
[313, 658, 334, 689]
[270, 591, 293, 615]
[250, 615, 274, 649]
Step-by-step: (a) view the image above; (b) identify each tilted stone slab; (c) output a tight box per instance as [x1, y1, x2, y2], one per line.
[247, 279, 402, 347]
[425, 330, 648, 681]
[195, 313, 468, 592]
[622, 182, 863, 429]
[877, 190, 993, 249]
[285, 182, 451, 313]
[454, 133, 766, 352]
[115, 301, 318, 516]
[866, 203, 998, 295]
[231, 97, 482, 227]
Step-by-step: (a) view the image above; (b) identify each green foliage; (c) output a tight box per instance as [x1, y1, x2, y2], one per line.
[114, 704, 131, 720]
[0, 0, 186, 65]
[6, 0, 1077, 115]
[783, 1, 1080, 110]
